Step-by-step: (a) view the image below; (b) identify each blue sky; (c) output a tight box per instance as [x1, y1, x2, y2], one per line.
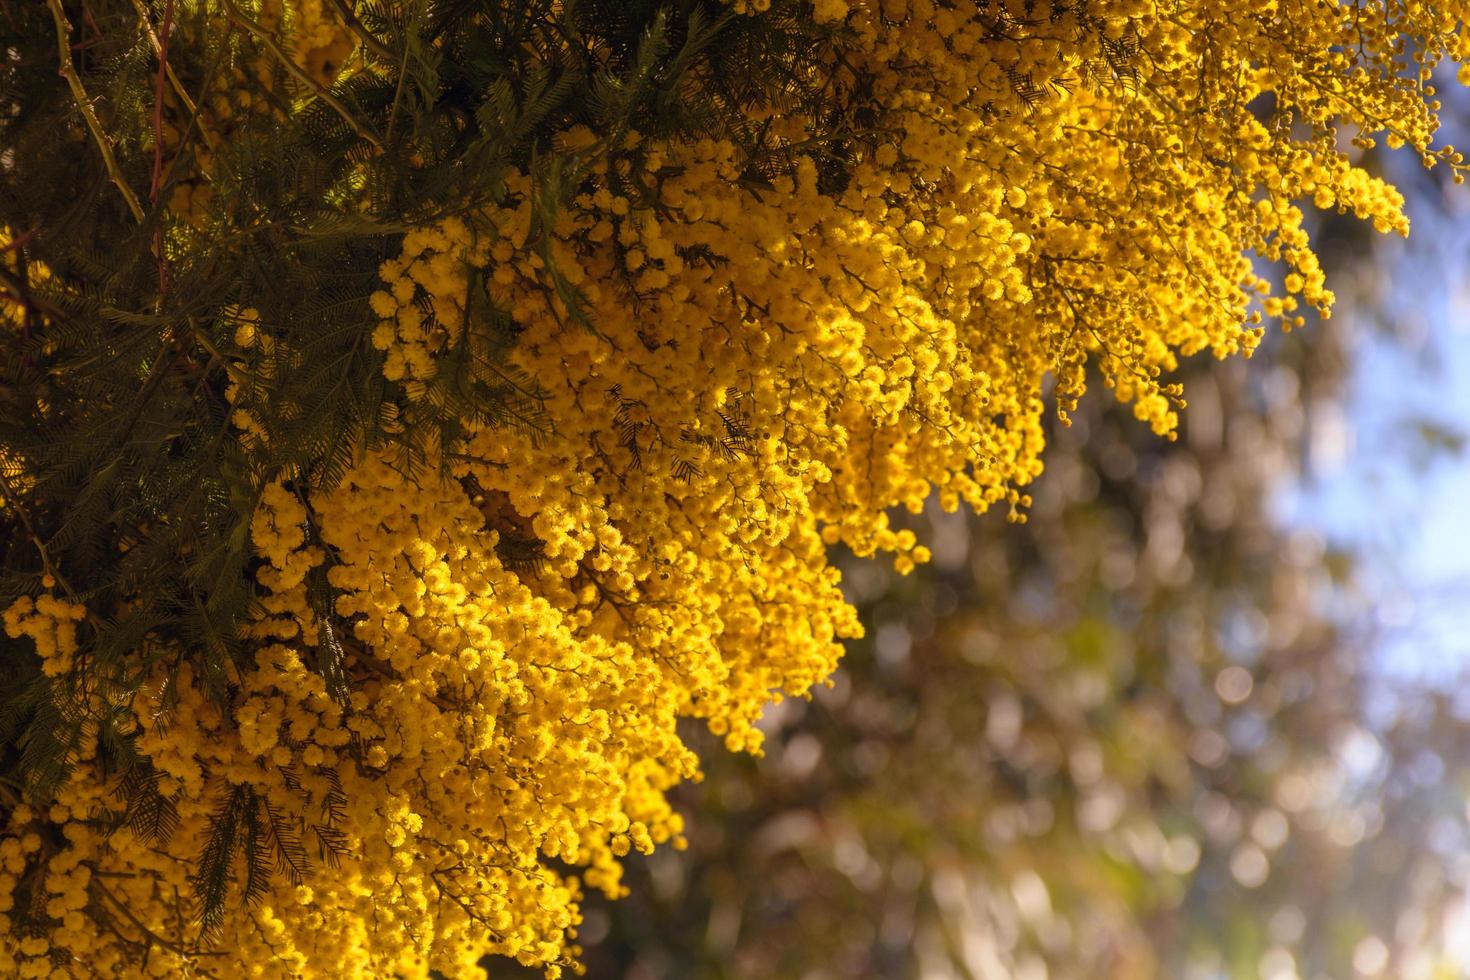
[1274, 116, 1470, 684]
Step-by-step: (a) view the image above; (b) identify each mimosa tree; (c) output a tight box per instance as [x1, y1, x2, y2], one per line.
[1, 1, 1466, 976]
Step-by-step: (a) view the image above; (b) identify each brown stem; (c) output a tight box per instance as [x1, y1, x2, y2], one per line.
[326, 0, 394, 63]
[45, 0, 147, 222]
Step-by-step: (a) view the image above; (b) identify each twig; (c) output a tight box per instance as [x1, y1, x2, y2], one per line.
[383, 30, 412, 146]
[350, 645, 461, 714]
[326, 0, 394, 63]
[131, 0, 215, 150]
[383, 0, 424, 144]
[0, 227, 38, 254]
[45, 0, 147, 223]
[147, 0, 176, 295]
[0, 468, 78, 601]
[0, 263, 65, 323]
[93, 879, 227, 960]
[221, 0, 385, 152]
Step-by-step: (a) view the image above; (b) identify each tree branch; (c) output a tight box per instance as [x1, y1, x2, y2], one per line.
[45, 0, 147, 223]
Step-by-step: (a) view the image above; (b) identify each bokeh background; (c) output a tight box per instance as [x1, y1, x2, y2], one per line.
[504, 71, 1470, 980]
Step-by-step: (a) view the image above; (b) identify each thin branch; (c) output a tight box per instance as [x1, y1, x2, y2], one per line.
[349, 644, 461, 714]
[45, 0, 147, 222]
[130, 0, 216, 151]
[326, 0, 394, 63]
[0, 227, 39, 254]
[0, 468, 78, 601]
[221, 0, 385, 152]
[92, 879, 227, 960]
[0, 263, 66, 323]
[147, 0, 177, 297]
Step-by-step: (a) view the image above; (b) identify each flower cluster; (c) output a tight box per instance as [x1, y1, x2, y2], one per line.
[264, 0, 356, 86]
[369, 219, 486, 384]
[2, 595, 85, 678]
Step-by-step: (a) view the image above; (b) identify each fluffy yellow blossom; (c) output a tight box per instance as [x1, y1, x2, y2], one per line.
[2, 595, 85, 677]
